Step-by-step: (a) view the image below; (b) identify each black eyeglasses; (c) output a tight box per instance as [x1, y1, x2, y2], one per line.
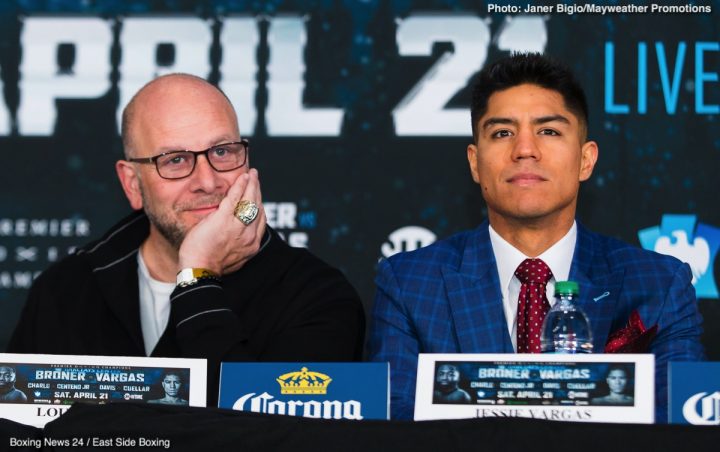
[128, 139, 249, 180]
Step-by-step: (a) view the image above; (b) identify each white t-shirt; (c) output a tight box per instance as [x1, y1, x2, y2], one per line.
[137, 252, 176, 355]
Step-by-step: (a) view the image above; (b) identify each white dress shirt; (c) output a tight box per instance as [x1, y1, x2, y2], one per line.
[488, 222, 577, 351]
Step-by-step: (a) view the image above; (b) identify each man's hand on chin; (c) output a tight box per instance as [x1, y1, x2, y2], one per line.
[177, 168, 267, 275]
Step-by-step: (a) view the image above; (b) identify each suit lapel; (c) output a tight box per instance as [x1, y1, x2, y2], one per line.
[569, 224, 625, 351]
[443, 224, 514, 353]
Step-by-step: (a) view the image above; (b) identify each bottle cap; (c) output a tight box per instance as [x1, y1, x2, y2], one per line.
[555, 281, 579, 296]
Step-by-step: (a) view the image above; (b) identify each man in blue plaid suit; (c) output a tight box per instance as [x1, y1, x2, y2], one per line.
[368, 54, 704, 423]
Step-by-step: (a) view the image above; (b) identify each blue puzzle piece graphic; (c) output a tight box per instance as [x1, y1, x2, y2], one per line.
[660, 214, 698, 243]
[639, 214, 719, 299]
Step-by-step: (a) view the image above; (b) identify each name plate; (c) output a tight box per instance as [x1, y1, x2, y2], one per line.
[0, 353, 207, 427]
[415, 353, 654, 423]
[669, 361, 720, 425]
[218, 362, 389, 420]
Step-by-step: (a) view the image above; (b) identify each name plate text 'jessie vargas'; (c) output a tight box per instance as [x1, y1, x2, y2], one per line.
[415, 353, 654, 424]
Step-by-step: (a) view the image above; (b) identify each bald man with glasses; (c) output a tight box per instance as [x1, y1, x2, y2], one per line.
[9, 74, 365, 404]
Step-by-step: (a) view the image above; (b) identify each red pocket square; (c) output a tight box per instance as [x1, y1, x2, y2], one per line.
[604, 310, 658, 353]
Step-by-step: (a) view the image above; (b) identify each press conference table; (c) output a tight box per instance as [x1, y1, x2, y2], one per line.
[1, 403, 717, 451]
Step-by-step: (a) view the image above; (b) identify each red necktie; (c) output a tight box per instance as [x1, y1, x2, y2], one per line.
[515, 258, 553, 353]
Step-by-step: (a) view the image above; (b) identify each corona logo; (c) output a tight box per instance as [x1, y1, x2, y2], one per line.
[276, 367, 332, 395]
[682, 391, 720, 425]
[232, 392, 363, 420]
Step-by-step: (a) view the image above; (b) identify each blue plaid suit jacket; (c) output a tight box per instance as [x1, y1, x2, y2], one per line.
[368, 221, 705, 422]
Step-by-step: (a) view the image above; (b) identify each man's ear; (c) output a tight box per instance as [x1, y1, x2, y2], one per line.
[579, 140, 598, 182]
[467, 143, 481, 184]
[116, 160, 143, 210]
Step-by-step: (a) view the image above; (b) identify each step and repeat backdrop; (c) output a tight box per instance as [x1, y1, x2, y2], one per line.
[0, 1, 718, 357]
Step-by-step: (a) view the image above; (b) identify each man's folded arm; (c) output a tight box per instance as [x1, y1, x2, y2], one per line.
[161, 266, 365, 364]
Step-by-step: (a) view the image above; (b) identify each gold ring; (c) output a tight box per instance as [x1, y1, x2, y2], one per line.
[233, 200, 259, 226]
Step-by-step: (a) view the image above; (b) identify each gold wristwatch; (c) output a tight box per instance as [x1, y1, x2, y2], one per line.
[176, 268, 219, 288]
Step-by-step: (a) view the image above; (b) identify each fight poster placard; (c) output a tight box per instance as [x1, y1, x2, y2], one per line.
[0, 353, 206, 427]
[415, 353, 654, 424]
[219, 362, 389, 420]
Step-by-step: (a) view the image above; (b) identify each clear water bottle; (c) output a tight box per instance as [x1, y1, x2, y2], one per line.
[541, 281, 593, 353]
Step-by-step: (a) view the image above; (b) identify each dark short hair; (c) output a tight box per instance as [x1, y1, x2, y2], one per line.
[470, 53, 589, 142]
[162, 372, 182, 380]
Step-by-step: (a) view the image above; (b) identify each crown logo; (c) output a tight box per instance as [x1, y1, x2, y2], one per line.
[276, 367, 332, 395]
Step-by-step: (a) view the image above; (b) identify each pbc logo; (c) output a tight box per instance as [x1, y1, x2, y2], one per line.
[638, 214, 720, 299]
[682, 391, 720, 425]
[381, 226, 437, 258]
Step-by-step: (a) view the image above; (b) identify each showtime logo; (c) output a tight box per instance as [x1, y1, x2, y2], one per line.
[381, 226, 436, 258]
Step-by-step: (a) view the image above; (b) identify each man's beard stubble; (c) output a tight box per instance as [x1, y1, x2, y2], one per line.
[139, 185, 224, 251]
